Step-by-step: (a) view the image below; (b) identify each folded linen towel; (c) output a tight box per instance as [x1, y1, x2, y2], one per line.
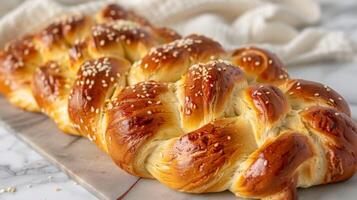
[0, 0, 354, 65]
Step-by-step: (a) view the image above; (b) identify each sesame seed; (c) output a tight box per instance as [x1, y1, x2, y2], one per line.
[52, 28, 59, 34]
[107, 102, 114, 110]
[4, 80, 10, 86]
[147, 110, 152, 114]
[110, 10, 116, 16]
[329, 98, 335, 103]
[185, 109, 192, 115]
[314, 93, 320, 97]
[5, 186, 16, 193]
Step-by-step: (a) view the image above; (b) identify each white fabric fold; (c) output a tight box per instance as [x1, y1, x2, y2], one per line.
[0, 0, 355, 66]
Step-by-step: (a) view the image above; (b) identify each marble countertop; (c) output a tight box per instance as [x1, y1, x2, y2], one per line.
[0, 0, 356, 200]
[0, 128, 97, 200]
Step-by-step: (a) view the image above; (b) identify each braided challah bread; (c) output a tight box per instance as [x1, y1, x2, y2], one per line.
[0, 4, 356, 200]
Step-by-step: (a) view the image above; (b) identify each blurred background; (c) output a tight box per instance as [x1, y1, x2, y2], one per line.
[1, 0, 356, 63]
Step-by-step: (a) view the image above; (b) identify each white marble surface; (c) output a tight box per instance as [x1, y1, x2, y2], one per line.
[0, 0, 357, 200]
[0, 127, 97, 200]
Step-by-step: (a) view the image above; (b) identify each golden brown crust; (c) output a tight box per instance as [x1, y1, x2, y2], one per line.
[0, 52, 11, 95]
[236, 132, 313, 198]
[300, 106, 357, 183]
[88, 21, 158, 61]
[160, 120, 245, 191]
[37, 15, 93, 50]
[152, 27, 182, 43]
[246, 84, 289, 124]
[68, 39, 90, 72]
[0, 53, 27, 94]
[147, 118, 257, 193]
[0, 36, 41, 93]
[179, 61, 246, 131]
[32, 61, 66, 107]
[0, 3, 356, 200]
[285, 79, 351, 116]
[96, 4, 151, 26]
[68, 57, 130, 150]
[31, 60, 77, 133]
[3, 36, 39, 62]
[97, 4, 181, 44]
[106, 81, 182, 177]
[0, 36, 42, 111]
[37, 22, 65, 49]
[231, 46, 289, 84]
[129, 34, 226, 84]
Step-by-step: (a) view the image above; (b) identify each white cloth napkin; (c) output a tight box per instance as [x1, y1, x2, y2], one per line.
[0, 0, 355, 66]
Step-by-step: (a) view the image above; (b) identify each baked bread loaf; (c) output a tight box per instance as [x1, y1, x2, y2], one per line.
[0, 4, 356, 200]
